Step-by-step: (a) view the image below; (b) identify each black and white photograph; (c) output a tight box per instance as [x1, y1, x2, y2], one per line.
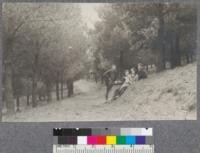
[2, 3, 197, 121]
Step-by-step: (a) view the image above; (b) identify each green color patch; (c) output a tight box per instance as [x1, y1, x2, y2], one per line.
[117, 136, 126, 144]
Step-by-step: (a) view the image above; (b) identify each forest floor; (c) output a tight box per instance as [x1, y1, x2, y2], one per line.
[3, 62, 196, 122]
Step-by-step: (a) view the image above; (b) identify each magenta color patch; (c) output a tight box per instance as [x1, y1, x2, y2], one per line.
[87, 136, 97, 144]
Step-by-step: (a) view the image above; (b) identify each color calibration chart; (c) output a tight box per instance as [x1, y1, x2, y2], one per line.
[53, 128, 154, 153]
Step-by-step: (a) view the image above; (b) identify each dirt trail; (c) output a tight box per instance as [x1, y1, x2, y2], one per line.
[3, 63, 197, 122]
[3, 80, 109, 122]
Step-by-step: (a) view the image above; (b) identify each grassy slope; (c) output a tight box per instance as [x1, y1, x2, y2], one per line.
[111, 62, 196, 120]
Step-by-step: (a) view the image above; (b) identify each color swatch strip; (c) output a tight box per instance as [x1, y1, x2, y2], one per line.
[53, 128, 153, 136]
[55, 136, 153, 145]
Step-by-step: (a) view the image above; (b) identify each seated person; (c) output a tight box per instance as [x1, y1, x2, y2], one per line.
[137, 63, 147, 80]
[112, 70, 132, 100]
[130, 67, 138, 82]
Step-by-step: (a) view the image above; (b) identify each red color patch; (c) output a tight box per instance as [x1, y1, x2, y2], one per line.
[97, 136, 106, 144]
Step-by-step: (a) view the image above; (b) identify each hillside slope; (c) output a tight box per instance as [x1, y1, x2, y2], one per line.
[3, 63, 196, 121]
[113, 62, 196, 120]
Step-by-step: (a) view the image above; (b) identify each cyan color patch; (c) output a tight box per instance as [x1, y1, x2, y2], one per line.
[126, 136, 136, 144]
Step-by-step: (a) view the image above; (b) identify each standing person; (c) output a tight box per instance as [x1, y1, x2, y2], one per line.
[103, 64, 117, 100]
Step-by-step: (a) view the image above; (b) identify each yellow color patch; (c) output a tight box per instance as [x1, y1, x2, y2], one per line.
[106, 136, 116, 144]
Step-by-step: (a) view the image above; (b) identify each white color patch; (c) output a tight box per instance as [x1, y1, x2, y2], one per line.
[77, 136, 87, 145]
[141, 128, 153, 136]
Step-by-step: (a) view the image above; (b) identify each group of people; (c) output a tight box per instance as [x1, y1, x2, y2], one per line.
[103, 63, 147, 101]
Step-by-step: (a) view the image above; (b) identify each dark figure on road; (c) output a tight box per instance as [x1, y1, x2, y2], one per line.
[137, 63, 147, 80]
[103, 65, 117, 100]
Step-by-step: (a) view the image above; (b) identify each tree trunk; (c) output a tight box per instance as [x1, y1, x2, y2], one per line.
[100, 70, 104, 84]
[170, 37, 175, 68]
[4, 37, 15, 114]
[4, 62, 15, 113]
[46, 82, 52, 102]
[156, 5, 166, 71]
[32, 76, 37, 107]
[16, 97, 20, 112]
[27, 94, 30, 106]
[56, 80, 60, 101]
[190, 53, 193, 62]
[67, 79, 74, 97]
[32, 53, 39, 107]
[174, 32, 181, 66]
[119, 50, 124, 76]
[186, 53, 190, 64]
[189, 51, 194, 63]
[61, 80, 64, 99]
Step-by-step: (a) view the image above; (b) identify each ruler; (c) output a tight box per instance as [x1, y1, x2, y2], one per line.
[53, 145, 154, 153]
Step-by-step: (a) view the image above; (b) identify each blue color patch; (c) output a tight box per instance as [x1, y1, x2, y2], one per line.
[126, 136, 136, 144]
[136, 136, 145, 144]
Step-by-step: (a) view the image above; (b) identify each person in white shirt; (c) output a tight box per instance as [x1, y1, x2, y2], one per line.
[111, 70, 132, 100]
[130, 67, 139, 83]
